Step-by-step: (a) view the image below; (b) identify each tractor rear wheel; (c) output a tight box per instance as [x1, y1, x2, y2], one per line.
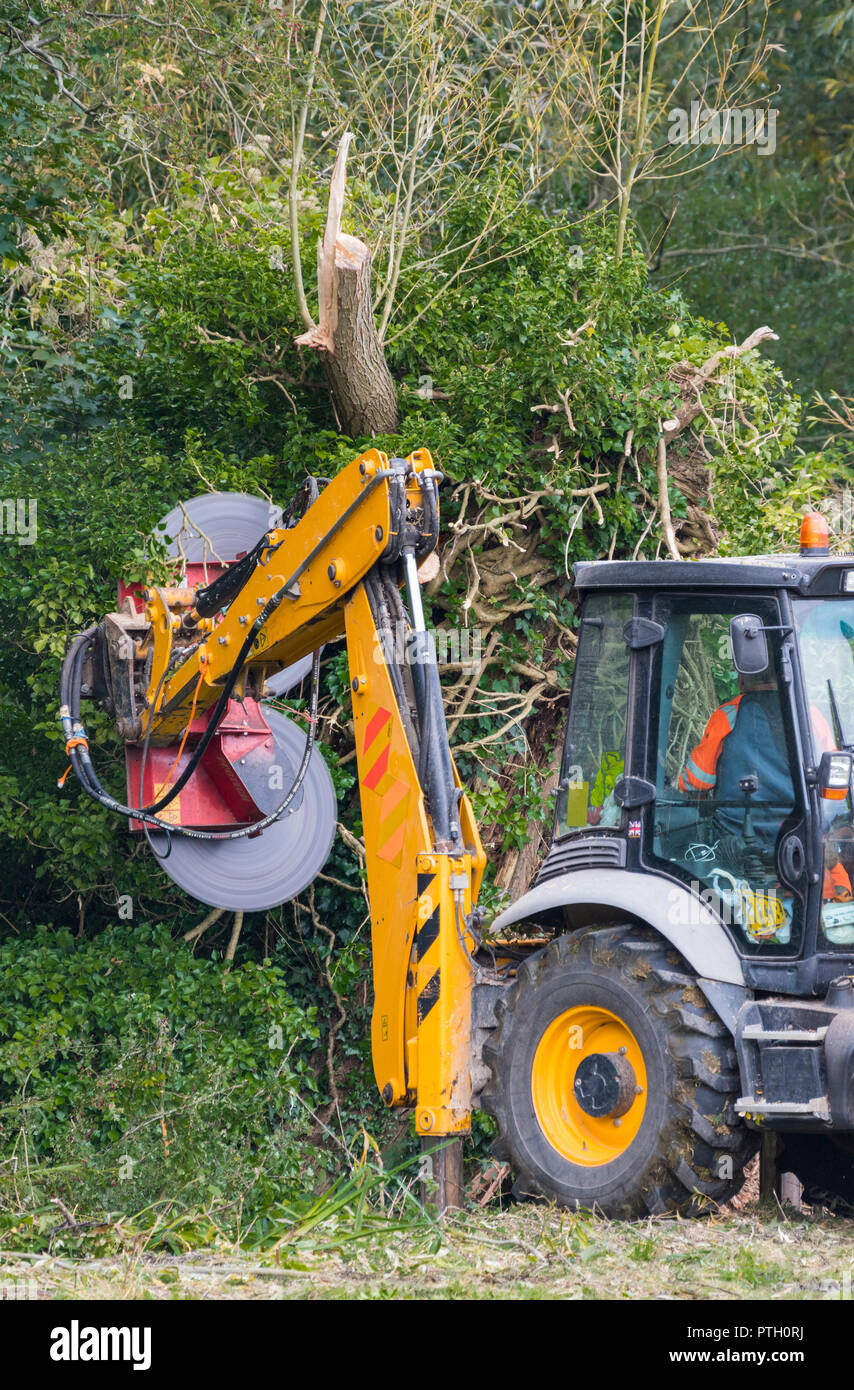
[482, 926, 756, 1216]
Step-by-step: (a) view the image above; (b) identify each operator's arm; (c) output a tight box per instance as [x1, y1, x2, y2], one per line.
[810, 704, 835, 754]
[678, 695, 742, 794]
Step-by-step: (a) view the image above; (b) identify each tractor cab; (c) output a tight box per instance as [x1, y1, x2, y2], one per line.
[549, 514, 854, 997]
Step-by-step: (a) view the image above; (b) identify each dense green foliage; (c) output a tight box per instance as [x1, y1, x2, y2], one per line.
[0, 923, 320, 1236]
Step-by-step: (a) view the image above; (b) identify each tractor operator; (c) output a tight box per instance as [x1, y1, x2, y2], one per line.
[679, 667, 852, 902]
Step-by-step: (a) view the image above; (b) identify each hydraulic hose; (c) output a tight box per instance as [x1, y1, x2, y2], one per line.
[59, 462, 408, 838]
[59, 625, 98, 725]
[62, 642, 322, 843]
[138, 466, 390, 815]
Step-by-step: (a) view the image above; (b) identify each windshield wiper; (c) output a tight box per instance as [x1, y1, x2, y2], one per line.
[827, 678, 854, 752]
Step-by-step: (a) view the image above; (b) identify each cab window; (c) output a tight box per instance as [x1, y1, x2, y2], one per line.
[555, 592, 633, 836]
[792, 599, 854, 948]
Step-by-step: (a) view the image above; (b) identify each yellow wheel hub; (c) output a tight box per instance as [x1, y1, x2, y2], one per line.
[531, 1005, 648, 1166]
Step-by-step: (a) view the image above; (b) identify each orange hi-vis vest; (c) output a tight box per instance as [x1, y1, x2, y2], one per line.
[679, 695, 852, 903]
[678, 695, 742, 794]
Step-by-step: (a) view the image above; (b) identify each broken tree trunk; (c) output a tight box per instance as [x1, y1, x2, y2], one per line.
[295, 134, 399, 438]
[315, 233, 399, 437]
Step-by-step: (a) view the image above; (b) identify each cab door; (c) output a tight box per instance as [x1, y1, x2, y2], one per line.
[645, 591, 807, 957]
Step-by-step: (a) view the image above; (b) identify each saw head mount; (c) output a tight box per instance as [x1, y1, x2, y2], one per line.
[143, 700, 337, 911]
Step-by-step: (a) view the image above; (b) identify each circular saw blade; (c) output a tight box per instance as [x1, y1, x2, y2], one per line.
[148, 706, 337, 911]
[158, 490, 314, 694]
[265, 651, 320, 698]
[155, 492, 282, 565]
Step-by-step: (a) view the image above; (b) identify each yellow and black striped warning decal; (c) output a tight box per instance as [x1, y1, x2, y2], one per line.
[417, 969, 440, 1024]
[416, 872, 440, 1024]
[361, 704, 411, 867]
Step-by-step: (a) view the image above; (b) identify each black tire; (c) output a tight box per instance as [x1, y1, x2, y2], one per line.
[482, 926, 757, 1217]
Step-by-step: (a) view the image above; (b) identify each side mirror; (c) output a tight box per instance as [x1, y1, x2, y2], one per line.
[730, 613, 769, 676]
[818, 750, 852, 801]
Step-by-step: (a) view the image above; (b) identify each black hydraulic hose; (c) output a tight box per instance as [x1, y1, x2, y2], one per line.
[381, 570, 422, 766]
[415, 632, 435, 796]
[417, 633, 456, 845]
[59, 626, 98, 723]
[195, 533, 267, 618]
[383, 467, 408, 563]
[60, 463, 393, 836]
[364, 570, 421, 767]
[453, 892, 510, 985]
[60, 627, 104, 803]
[415, 471, 440, 562]
[407, 621, 459, 849]
[382, 572, 420, 674]
[66, 647, 322, 841]
[131, 466, 390, 816]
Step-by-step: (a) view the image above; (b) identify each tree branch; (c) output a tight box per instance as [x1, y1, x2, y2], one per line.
[288, 0, 329, 334]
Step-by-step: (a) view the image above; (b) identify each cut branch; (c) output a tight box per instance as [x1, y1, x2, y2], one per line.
[656, 434, 682, 562]
[224, 910, 244, 965]
[184, 906, 224, 945]
[663, 326, 779, 443]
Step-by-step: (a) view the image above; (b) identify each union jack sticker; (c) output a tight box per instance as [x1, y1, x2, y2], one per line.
[628, 819, 642, 839]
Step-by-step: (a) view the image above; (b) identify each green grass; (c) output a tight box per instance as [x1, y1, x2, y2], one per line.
[3, 1142, 853, 1300]
[4, 1197, 854, 1300]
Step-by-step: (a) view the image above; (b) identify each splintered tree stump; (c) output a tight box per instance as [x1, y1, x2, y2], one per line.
[322, 234, 399, 437]
[297, 232, 399, 438]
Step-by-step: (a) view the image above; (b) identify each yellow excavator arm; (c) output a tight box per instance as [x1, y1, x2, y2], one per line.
[61, 448, 486, 1197]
